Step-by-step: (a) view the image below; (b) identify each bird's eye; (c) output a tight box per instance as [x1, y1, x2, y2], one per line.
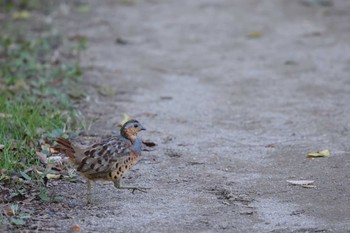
[133, 124, 138, 128]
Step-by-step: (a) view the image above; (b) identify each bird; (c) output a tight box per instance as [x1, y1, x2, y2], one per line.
[55, 116, 148, 204]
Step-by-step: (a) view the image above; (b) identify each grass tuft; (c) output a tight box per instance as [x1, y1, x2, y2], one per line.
[0, 34, 83, 174]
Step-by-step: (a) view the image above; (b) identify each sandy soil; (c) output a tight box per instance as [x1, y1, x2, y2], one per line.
[42, 0, 350, 232]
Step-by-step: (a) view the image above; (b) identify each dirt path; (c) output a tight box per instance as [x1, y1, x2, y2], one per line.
[49, 0, 350, 232]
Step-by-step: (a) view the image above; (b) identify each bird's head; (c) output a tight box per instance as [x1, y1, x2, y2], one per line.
[120, 119, 146, 141]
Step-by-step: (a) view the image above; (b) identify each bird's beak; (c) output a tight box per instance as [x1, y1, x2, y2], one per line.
[140, 125, 146, 131]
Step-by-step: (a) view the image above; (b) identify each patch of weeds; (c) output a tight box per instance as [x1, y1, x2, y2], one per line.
[0, 31, 85, 166]
[0, 204, 33, 228]
[0, 0, 54, 12]
[0, 95, 63, 170]
[0, 0, 85, 210]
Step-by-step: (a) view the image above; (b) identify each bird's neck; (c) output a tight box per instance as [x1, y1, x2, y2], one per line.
[123, 132, 136, 142]
[131, 137, 142, 155]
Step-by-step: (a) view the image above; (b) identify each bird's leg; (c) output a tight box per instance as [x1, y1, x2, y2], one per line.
[114, 180, 150, 194]
[86, 180, 92, 205]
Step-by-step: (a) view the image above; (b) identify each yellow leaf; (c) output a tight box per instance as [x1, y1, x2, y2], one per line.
[98, 85, 116, 96]
[247, 31, 262, 39]
[46, 174, 62, 180]
[307, 149, 330, 158]
[12, 11, 31, 20]
[118, 113, 132, 127]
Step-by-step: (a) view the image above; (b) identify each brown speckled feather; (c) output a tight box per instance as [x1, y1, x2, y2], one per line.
[55, 119, 147, 202]
[76, 136, 131, 174]
[56, 136, 133, 180]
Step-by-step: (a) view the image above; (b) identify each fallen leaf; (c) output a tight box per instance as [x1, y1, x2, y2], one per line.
[46, 174, 62, 180]
[287, 180, 315, 188]
[10, 218, 25, 225]
[287, 180, 314, 185]
[47, 155, 64, 165]
[12, 11, 31, 20]
[240, 210, 254, 215]
[98, 85, 117, 96]
[36, 151, 48, 164]
[71, 224, 81, 231]
[39, 189, 49, 202]
[307, 149, 330, 158]
[301, 184, 317, 188]
[247, 31, 262, 39]
[6, 208, 14, 216]
[51, 165, 65, 172]
[20, 171, 31, 180]
[68, 34, 87, 41]
[265, 144, 275, 148]
[118, 113, 132, 127]
[49, 147, 59, 153]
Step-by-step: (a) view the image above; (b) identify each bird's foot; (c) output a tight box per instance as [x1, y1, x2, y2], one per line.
[86, 181, 92, 205]
[116, 186, 150, 194]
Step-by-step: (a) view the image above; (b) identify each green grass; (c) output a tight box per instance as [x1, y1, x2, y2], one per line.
[0, 95, 64, 170]
[0, 1, 86, 230]
[0, 34, 83, 174]
[0, 0, 53, 12]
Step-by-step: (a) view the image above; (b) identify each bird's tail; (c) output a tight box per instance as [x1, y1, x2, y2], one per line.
[55, 137, 76, 161]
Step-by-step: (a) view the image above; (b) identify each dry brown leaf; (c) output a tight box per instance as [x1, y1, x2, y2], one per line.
[71, 224, 81, 231]
[68, 34, 87, 41]
[6, 208, 14, 216]
[36, 151, 48, 164]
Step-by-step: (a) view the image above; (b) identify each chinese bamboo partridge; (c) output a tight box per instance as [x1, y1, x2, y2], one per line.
[55, 119, 147, 204]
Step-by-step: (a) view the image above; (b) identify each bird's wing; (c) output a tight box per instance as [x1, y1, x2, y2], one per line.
[75, 136, 131, 175]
